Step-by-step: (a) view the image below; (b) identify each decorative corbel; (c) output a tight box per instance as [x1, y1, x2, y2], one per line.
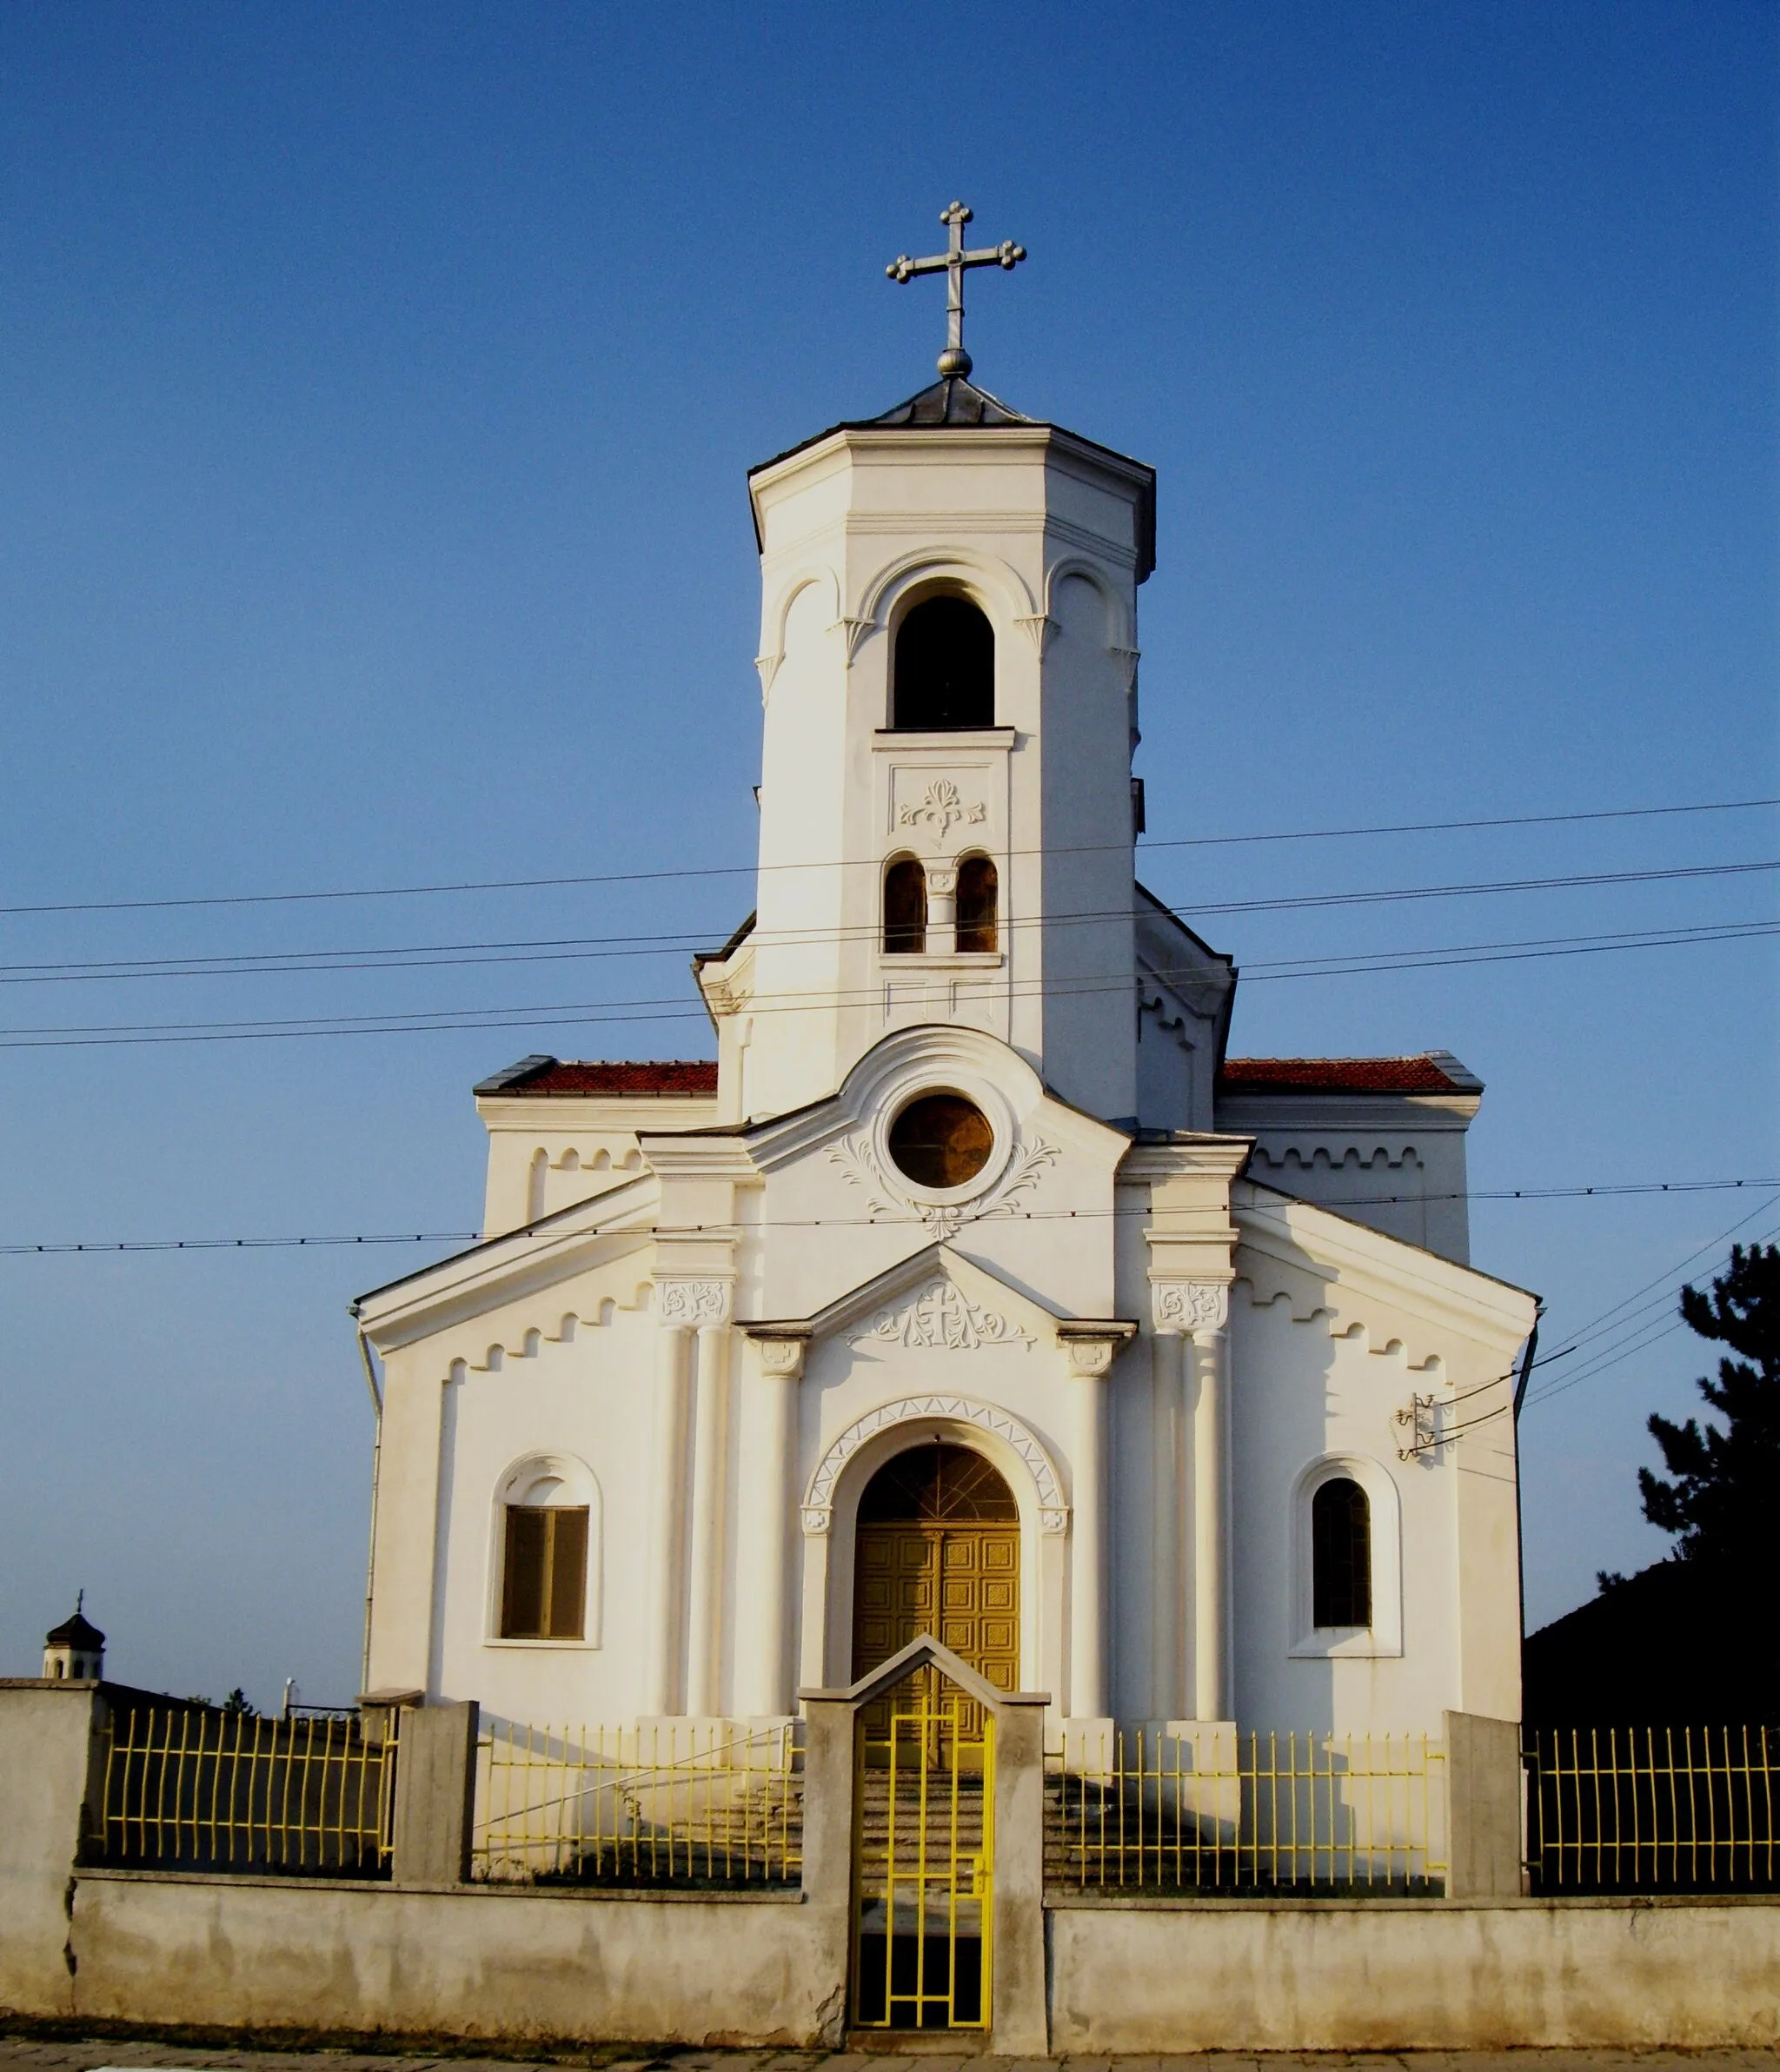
[1013, 612, 1058, 657]
[1057, 1319, 1139, 1378]
[831, 616, 876, 663]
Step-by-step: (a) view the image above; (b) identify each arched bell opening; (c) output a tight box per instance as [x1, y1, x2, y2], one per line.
[891, 594, 995, 730]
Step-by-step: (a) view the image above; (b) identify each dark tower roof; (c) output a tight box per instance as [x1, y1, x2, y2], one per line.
[45, 1603, 104, 1650]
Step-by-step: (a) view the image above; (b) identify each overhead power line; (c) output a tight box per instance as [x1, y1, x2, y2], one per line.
[1, 795, 1773, 920]
[0, 915, 1770, 1048]
[1, 875, 1774, 990]
[6, 1177, 1777, 1257]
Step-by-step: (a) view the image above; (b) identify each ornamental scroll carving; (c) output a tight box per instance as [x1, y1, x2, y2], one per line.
[828, 1131, 1059, 1240]
[1152, 1280, 1228, 1333]
[899, 779, 986, 841]
[656, 1279, 731, 1327]
[802, 1393, 1068, 1537]
[849, 1278, 1033, 1352]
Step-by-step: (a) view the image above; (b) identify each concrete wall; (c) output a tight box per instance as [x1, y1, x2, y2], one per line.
[1047, 1896, 1780, 2052]
[70, 1872, 837, 2046]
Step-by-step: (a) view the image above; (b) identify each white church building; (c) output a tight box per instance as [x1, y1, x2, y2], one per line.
[354, 310, 1538, 1757]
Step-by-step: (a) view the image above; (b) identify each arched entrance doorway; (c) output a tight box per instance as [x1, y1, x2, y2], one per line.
[852, 1441, 1020, 1732]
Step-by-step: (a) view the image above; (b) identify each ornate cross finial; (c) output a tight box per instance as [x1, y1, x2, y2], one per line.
[887, 201, 1026, 379]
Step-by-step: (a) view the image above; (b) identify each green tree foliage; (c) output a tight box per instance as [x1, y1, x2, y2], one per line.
[1638, 1242, 1780, 1568]
[221, 1686, 257, 1716]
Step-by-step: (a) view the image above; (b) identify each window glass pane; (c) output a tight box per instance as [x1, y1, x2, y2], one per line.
[887, 1093, 993, 1189]
[883, 860, 927, 954]
[501, 1506, 548, 1637]
[547, 1509, 589, 1639]
[893, 596, 994, 729]
[955, 856, 998, 953]
[1312, 1478, 1372, 1628]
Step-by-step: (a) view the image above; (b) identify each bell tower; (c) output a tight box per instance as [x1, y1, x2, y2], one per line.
[696, 209, 1156, 1130]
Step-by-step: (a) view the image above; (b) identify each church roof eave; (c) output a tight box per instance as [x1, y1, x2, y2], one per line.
[351, 1172, 661, 1347]
[1232, 1177, 1539, 1356]
[746, 383, 1157, 580]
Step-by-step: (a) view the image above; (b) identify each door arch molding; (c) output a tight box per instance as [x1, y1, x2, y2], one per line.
[798, 1398, 1068, 1708]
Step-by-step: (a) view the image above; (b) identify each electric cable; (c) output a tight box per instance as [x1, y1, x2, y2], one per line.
[6, 1178, 1777, 1258]
[0, 916, 1771, 1048]
[3, 794, 1771, 920]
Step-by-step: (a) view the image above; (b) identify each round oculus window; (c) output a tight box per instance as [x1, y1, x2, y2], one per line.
[887, 1092, 994, 1192]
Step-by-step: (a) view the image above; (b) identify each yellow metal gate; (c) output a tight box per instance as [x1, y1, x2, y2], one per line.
[852, 1668, 995, 2033]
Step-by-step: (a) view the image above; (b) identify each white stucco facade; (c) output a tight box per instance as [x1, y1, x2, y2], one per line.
[355, 375, 1538, 1748]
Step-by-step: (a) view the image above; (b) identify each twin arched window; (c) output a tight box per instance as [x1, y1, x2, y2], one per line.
[893, 595, 994, 730]
[1311, 1476, 1372, 1629]
[882, 855, 998, 955]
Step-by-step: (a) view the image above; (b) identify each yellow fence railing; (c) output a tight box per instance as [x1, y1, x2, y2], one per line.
[1048, 1728, 1446, 1893]
[95, 1704, 397, 1876]
[1524, 1725, 1778, 1892]
[473, 1719, 801, 1885]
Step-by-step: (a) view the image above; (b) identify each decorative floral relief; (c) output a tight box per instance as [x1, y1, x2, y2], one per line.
[899, 780, 986, 841]
[656, 1279, 731, 1327]
[850, 1278, 1033, 1352]
[801, 1392, 1067, 1535]
[829, 1130, 1059, 1240]
[1152, 1280, 1228, 1332]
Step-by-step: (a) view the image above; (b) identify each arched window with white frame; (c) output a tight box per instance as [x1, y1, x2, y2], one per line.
[1289, 1455, 1402, 1658]
[490, 1453, 602, 1645]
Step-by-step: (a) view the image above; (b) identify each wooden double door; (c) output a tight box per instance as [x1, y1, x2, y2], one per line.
[852, 1442, 1020, 1737]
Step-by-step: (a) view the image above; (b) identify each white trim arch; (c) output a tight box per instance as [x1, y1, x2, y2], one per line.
[801, 1393, 1067, 1535]
[799, 1394, 1070, 1706]
[484, 1449, 604, 1649]
[1286, 1452, 1403, 1659]
[855, 546, 1038, 643]
[1041, 555, 1132, 651]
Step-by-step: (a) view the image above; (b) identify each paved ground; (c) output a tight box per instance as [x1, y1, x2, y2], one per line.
[1, 2042, 1777, 2072]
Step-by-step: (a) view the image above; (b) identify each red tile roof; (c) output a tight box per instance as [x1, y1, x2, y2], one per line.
[1219, 1055, 1466, 1095]
[480, 1059, 720, 1098]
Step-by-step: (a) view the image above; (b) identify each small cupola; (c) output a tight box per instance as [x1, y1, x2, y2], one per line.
[43, 1592, 104, 1682]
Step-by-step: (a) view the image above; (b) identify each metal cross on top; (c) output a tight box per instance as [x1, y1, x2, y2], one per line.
[887, 201, 1026, 380]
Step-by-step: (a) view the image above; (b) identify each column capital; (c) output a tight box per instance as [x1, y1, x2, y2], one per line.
[655, 1278, 733, 1328]
[1057, 1319, 1138, 1379]
[1151, 1278, 1228, 1335]
[741, 1325, 812, 1379]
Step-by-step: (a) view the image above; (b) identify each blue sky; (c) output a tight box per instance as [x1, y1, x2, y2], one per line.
[1, 1, 1773, 1703]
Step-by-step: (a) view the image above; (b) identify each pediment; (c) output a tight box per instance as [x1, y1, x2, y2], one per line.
[767, 1240, 1070, 1353]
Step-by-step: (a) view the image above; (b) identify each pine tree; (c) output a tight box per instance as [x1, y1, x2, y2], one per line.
[1637, 1242, 1780, 1568]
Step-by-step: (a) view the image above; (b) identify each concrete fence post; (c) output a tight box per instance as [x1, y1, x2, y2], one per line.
[0, 1682, 107, 2014]
[797, 1693, 855, 2044]
[1445, 1709, 1524, 1898]
[992, 1694, 1051, 2055]
[393, 1699, 479, 1887]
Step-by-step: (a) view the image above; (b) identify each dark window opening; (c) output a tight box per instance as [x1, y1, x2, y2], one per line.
[883, 858, 927, 954]
[1311, 1478, 1372, 1628]
[893, 596, 994, 730]
[501, 1504, 589, 1639]
[887, 1092, 993, 1190]
[860, 1441, 1019, 1523]
[954, 855, 998, 953]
